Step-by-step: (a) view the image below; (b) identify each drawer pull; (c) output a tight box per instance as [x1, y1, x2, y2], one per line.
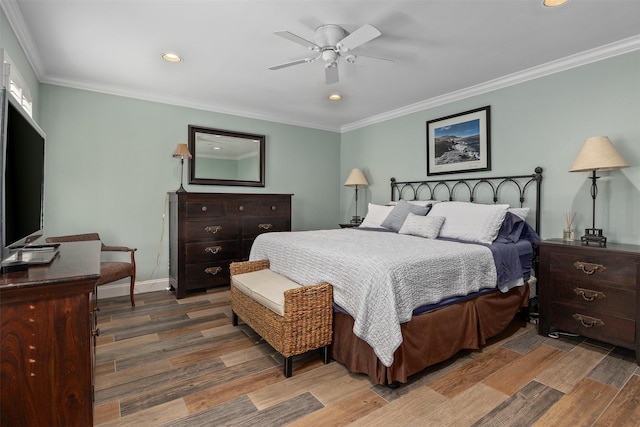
[204, 267, 222, 275]
[238, 205, 245, 211]
[205, 246, 222, 255]
[573, 261, 606, 275]
[258, 223, 273, 230]
[573, 287, 605, 302]
[205, 225, 222, 234]
[271, 205, 277, 211]
[201, 206, 208, 212]
[572, 313, 605, 328]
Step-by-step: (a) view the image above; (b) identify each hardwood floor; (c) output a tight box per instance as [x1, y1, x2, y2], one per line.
[94, 289, 640, 426]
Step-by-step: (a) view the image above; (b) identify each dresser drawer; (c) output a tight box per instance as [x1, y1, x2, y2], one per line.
[184, 261, 232, 289]
[185, 240, 240, 264]
[548, 251, 637, 290]
[242, 217, 289, 237]
[548, 300, 636, 347]
[185, 219, 240, 241]
[548, 279, 635, 317]
[185, 200, 224, 218]
[225, 200, 261, 216]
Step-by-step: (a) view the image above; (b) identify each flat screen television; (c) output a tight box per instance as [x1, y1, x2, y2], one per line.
[1, 88, 47, 267]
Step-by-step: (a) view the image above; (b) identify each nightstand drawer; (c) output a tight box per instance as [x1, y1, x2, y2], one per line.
[548, 251, 637, 290]
[549, 300, 636, 347]
[548, 279, 635, 317]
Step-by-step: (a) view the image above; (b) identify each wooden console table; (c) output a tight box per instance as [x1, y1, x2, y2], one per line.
[0, 241, 101, 426]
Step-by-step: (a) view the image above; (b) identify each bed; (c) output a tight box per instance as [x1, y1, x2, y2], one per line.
[250, 167, 543, 385]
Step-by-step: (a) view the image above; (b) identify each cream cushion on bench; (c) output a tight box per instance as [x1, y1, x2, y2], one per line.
[231, 269, 301, 316]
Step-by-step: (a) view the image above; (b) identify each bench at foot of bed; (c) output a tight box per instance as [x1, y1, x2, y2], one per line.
[229, 259, 333, 377]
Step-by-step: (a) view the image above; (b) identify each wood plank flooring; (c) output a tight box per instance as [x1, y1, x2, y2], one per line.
[94, 289, 640, 426]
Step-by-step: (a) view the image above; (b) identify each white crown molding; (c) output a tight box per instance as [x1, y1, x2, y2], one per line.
[341, 34, 640, 133]
[0, 0, 45, 79]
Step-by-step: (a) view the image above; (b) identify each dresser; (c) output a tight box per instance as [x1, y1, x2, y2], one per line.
[168, 192, 292, 299]
[538, 239, 640, 363]
[0, 241, 101, 426]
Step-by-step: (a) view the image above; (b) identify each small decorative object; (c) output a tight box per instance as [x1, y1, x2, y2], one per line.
[563, 212, 576, 241]
[569, 136, 629, 246]
[344, 168, 369, 224]
[426, 106, 491, 176]
[172, 143, 192, 193]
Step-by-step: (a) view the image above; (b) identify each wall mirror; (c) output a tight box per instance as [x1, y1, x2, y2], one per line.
[188, 125, 265, 187]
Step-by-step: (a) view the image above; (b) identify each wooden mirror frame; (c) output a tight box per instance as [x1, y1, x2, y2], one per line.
[188, 125, 265, 187]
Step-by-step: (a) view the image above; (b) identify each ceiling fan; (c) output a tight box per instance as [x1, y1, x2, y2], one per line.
[269, 24, 393, 84]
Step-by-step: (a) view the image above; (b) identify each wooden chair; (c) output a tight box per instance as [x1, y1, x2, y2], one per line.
[45, 233, 137, 306]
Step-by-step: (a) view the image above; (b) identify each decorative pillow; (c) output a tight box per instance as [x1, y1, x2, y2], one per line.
[381, 200, 431, 232]
[508, 207, 530, 221]
[359, 203, 395, 228]
[428, 201, 509, 244]
[398, 213, 445, 239]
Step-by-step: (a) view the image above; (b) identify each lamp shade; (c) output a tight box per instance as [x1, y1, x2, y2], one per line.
[172, 143, 192, 159]
[569, 136, 629, 172]
[344, 168, 369, 187]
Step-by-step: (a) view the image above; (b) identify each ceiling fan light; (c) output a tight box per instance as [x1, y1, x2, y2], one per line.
[329, 94, 342, 101]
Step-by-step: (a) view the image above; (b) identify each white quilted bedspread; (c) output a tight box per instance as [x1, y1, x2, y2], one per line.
[249, 229, 497, 367]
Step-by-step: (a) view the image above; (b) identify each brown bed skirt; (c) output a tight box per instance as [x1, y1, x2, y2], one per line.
[330, 283, 529, 385]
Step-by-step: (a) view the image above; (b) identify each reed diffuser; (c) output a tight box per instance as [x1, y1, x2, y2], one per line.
[563, 212, 576, 241]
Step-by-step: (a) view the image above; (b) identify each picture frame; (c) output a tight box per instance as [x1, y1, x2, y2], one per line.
[426, 106, 491, 176]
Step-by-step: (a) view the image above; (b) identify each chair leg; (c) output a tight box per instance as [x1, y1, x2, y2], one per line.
[129, 276, 135, 307]
[284, 356, 293, 378]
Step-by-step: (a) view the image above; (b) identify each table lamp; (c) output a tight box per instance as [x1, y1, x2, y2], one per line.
[344, 168, 369, 224]
[569, 136, 629, 246]
[172, 143, 192, 193]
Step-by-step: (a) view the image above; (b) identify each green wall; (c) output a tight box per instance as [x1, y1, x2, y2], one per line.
[38, 85, 341, 280]
[341, 51, 640, 245]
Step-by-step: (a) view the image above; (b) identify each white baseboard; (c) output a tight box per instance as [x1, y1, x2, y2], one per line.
[97, 278, 170, 300]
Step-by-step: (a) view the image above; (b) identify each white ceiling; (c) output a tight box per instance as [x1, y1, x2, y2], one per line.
[4, 0, 640, 132]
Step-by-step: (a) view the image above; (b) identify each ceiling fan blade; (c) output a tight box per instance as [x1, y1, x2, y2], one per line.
[268, 56, 318, 70]
[337, 24, 381, 52]
[352, 54, 395, 65]
[325, 64, 339, 84]
[274, 31, 320, 51]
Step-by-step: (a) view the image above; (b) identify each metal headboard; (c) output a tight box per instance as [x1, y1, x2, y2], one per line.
[390, 167, 543, 234]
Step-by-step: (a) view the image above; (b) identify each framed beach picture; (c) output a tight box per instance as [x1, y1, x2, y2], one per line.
[426, 106, 491, 176]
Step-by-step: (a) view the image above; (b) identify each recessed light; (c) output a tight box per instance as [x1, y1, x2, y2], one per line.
[329, 94, 342, 101]
[543, 0, 569, 7]
[162, 53, 182, 63]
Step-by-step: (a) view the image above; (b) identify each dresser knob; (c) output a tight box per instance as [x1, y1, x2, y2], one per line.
[258, 223, 273, 230]
[204, 267, 222, 275]
[271, 205, 277, 211]
[201, 206, 208, 212]
[205, 225, 222, 234]
[572, 313, 604, 328]
[573, 287, 605, 302]
[205, 246, 222, 255]
[238, 205, 244, 211]
[573, 261, 606, 275]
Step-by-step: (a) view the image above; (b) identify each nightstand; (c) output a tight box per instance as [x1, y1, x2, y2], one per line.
[538, 239, 640, 364]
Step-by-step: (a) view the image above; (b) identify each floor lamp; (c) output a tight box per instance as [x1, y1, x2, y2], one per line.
[172, 143, 192, 193]
[344, 168, 369, 224]
[569, 136, 629, 246]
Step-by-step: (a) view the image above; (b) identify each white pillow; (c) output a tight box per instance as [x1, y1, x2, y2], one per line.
[508, 207, 530, 221]
[359, 203, 394, 228]
[398, 213, 445, 239]
[428, 201, 509, 244]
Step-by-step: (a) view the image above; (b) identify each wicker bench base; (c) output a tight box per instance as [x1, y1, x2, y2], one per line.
[229, 260, 333, 377]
